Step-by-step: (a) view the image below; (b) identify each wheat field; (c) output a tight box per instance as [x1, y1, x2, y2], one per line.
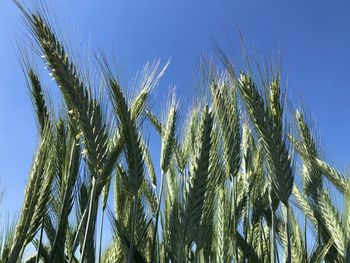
[0, 2, 349, 263]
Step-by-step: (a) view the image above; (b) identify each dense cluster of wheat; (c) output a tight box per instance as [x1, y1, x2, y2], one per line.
[1, 3, 349, 263]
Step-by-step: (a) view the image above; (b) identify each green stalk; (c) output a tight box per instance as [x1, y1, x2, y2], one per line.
[270, 192, 275, 263]
[98, 210, 105, 263]
[35, 221, 44, 263]
[285, 204, 292, 263]
[68, 208, 88, 263]
[150, 174, 165, 262]
[244, 192, 250, 262]
[304, 215, 307, 262]
[233, 178, 239, 262]
[80, 179, 98, 262]
[98, 178, 110, 263]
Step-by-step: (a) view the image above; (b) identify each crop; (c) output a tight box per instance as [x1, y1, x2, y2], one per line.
[0, 3, 349, 263]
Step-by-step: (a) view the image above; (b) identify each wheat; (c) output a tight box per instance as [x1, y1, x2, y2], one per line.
[4, 4, 350, 262]
[182, 105, 213, 246]
[160, 99, 177, 174]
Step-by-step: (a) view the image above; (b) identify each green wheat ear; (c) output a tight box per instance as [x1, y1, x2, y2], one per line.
[27, 68, 50, 133]
[295, 110, 323, 199]
[318, 191, 345, 257]
[182, 104, 213, 245]
[161, 96, 177, 174]
[109, 78, 145, 196]
[211, 76, 241, 180]
[7, 126, 53, 262]
[29, 13, 109, 177]
[238, 73, 293, 206]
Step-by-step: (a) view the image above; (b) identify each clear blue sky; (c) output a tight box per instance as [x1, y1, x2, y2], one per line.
[1, 0, 350, 215]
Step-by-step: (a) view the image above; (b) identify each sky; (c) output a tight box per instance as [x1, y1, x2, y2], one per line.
[0, 0, 350, 217]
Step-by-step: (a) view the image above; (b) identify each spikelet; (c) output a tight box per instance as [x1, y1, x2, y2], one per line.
[160, 96, 177, 174]
[239, 73, 293, 205]
[182, 105, 213, 244]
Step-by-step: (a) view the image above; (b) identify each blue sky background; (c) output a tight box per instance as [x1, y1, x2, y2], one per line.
[0, 0, 350, 217]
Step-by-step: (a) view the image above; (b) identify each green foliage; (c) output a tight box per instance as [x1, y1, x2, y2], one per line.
[1, 3, 350, 263]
